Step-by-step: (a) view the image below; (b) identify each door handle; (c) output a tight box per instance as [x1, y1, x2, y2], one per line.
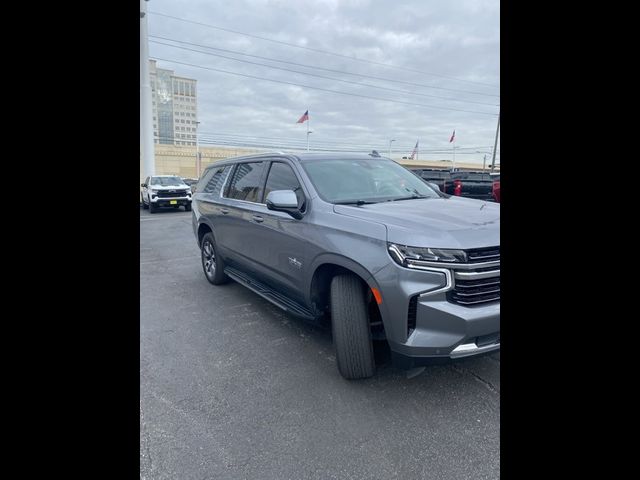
[219, 208, 230, 214]
[252, 215, 264, 223]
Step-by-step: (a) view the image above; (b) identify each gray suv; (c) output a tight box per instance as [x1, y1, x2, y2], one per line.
[192, 152, 500, 379]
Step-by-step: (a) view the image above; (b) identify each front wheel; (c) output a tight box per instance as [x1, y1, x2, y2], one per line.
[200, 232, 229, 285]
[141, 194, 148, 209]
[330, 274, 375, 379]
[184, 203, 192, 212]
[149, 202, 157, 213]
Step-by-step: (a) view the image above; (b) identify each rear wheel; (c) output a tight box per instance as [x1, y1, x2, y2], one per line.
[200, 232, 229, 285]
[330, 274, 375, 379]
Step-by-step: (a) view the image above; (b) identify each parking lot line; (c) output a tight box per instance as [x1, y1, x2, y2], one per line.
[140, 216, 190, 222]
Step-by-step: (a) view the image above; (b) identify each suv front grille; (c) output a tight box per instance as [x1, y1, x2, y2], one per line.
[449, 246, 500, 306]
[466, 246, 500, 263]
[448, 276, 500, 306]
[156, 189, 188, 198]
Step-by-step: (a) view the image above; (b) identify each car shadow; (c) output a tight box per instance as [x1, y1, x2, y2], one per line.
[220, 282, 499, 386]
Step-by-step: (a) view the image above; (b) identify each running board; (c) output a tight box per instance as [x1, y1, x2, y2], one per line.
[224, 267, 318, 321]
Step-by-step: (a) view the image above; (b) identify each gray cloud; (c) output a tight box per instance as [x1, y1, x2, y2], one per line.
[147, 0, 499, 163]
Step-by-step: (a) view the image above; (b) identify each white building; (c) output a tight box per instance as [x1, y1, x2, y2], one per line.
[149, 60, 198, 146]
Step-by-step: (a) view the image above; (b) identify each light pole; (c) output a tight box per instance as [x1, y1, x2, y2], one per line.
[307, 131, 313, 152]
[140, 0, 155, 179]
[388, 139, 395, 159]
[195, 121, 201, 177]
[476, 150, 489, 172]
[491, 111, 500, 172]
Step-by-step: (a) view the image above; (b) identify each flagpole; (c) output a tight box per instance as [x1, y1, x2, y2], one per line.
[453, 144, 456, 170]
[451, 130, 456, 170]
[306, 108, 310, 152]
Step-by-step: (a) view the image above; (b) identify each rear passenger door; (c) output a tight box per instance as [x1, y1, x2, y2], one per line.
[194, 164, 233, 245]
[219, 161, 269, 270]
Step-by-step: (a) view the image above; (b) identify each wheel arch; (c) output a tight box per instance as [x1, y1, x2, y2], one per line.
[307, 254, 386, 319]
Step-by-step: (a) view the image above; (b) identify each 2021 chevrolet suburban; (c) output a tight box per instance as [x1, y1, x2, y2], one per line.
[192, 152, 500, 379]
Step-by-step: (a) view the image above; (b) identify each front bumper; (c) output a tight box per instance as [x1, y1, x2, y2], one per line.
[150, 196, 192, 206]
[371, 261, 500, 369]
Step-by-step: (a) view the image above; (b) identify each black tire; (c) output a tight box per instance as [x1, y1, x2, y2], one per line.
[141, 194, 148, 209]
[184, 203, 192, 212]
[200, 232, 229, 285]
[149, 202, 157, 213]
[330, 274, 375, 379]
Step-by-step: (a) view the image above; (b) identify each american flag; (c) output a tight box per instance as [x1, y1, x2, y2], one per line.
[296, 110, 309, 123]
[409, 140, 419, 160]
[449, 130, 456, 143]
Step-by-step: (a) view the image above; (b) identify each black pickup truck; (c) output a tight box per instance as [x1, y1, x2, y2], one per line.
[411, 168, 496, 201]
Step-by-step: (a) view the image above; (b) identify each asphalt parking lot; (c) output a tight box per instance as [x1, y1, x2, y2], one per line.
[140, 206, 500, 480]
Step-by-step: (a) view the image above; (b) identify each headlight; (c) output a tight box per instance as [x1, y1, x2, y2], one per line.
[388, 243, 467, 266]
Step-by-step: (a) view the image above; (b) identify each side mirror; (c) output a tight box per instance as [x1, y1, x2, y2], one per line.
[141, 183, 147, 187]
[266, 190, 303, 220]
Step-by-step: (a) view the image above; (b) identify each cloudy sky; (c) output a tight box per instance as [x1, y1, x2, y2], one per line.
[146, 0, 499, 164]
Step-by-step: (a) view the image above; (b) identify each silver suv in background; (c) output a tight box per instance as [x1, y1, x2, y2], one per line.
[141, 175, 192, 213]
[192, 153, 500, 379]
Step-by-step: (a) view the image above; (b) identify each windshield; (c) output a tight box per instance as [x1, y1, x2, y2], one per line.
[150, 176, 184, 186]
[300, 158, 440, 203]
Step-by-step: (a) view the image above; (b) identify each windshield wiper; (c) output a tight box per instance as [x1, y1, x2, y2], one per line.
[388, 194, 429, 201]
[334, 200, 379, 205]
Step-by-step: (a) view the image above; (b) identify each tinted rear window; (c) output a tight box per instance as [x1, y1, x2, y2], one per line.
[201, 166, 232, 196]
[226, 162, 266, 203]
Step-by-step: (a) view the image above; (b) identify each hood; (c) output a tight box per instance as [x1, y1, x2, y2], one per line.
[149, 184, 189, 190]
[333, 196, 499, 249]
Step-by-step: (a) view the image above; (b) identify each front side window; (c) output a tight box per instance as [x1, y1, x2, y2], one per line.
[226, 162, 266, 203]
[263, 162, 301, 199]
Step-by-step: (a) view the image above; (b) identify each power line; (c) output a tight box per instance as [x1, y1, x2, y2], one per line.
[148, 11, 499, 89]
[158, 140, 494, 157]
[155, 134, 498, 155]
[198, 131, 495, 150]
[157, 125, 497, 150]
[151, 57, 498, 117]
[149, 35, 499, 99]
[150, 40, 499, 106]
[161, 127, 496, 149]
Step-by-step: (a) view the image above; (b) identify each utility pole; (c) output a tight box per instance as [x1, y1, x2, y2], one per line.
[483, 154, 487, 172]
[140, 0, 155, 179]
[491, 111, 500, 171]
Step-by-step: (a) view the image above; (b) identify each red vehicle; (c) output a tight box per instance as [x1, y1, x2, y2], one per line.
[491, 174, 500, 203]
